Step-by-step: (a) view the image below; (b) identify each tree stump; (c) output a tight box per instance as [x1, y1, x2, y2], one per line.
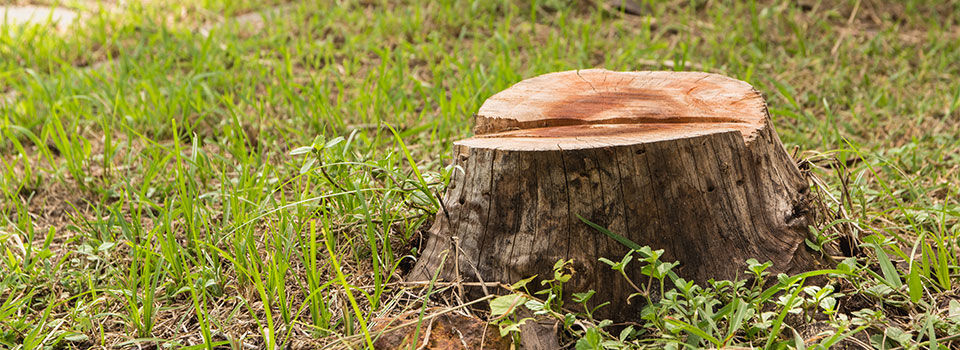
[409, 69, 825, 320]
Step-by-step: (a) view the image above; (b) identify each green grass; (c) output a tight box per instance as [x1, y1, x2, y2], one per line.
[1, 0, 959, 348]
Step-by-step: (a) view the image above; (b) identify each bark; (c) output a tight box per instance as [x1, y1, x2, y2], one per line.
[409, 69, 826, 321]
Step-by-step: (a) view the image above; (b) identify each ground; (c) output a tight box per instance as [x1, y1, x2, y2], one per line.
[1, 0, 959, 349]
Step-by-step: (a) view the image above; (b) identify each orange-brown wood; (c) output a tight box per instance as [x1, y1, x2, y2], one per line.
[458, 123, 755, 151]
[474, 69, 766, 142]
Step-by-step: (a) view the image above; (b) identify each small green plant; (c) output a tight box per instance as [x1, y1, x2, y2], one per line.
[560, 217, 943, 349]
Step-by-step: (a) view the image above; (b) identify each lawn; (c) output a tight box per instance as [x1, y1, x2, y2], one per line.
[1, 0, 959, 348]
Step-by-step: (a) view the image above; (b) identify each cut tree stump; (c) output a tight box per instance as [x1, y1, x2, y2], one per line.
[409, 69, 826, 321]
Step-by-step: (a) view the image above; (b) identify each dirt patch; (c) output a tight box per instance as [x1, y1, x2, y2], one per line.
[373, 311, 510, 349]
[1, 5, 80, 32]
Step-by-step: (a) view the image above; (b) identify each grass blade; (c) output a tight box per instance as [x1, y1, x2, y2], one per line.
[578, 213, 680, 284]
[321, 221, 375, 349]
[385, 123, 439, 211]
[865, 241, 903, 288]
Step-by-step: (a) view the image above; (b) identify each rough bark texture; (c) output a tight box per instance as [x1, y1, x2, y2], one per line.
[409, 69, 826, 321]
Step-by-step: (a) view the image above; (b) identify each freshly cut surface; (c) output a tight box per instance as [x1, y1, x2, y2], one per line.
[459, 123, 755, 151]
[473, 69, 768, 142]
